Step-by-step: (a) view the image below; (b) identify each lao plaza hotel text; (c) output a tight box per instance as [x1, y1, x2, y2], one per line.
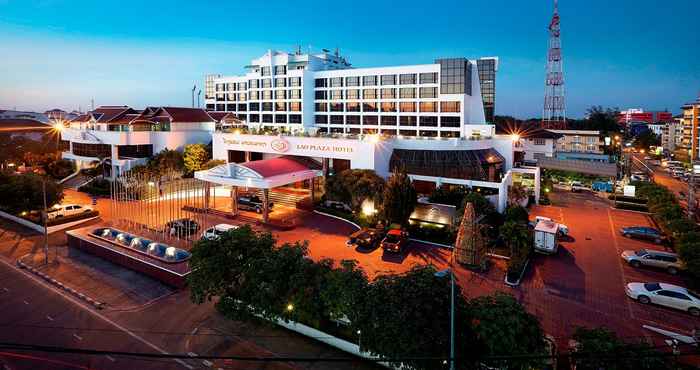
[60, 49, 539, 213]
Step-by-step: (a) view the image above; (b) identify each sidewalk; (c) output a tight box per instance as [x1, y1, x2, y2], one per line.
[21, 246, 174, 310]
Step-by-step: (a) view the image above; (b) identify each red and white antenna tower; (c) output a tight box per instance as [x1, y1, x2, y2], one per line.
[542, 0, 566, 129]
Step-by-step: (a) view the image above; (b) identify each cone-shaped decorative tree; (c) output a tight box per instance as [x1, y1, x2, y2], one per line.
[453, 202, 486, 268]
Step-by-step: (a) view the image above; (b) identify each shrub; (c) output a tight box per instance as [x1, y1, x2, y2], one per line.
[78, 178, 111, 196]
[0, 173, 63, 214]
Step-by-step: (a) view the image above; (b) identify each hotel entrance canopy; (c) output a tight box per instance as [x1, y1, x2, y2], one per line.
[194, 156, 323, 189]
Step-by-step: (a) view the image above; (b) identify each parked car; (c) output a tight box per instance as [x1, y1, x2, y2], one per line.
[166, 218, 200, 234]
[323, 200, 352, 213]
[625, 282, 700, 317]
[570, 181, 587, 192]
[46, 204, 93, 220]
[347, 228, 384, 249]
[380, 229, 408, 253]
[620, 226, 665, 244]
[238, 195, 274, 213]
[620, 249, 685, 275]
[201, 223, 239, 240]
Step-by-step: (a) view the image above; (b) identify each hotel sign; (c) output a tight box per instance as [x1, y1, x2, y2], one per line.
[221, 134, 364, 159]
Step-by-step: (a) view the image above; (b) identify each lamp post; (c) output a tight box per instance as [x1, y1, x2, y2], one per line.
[435, 268, 455, 370]
[42, 179, 49, 265]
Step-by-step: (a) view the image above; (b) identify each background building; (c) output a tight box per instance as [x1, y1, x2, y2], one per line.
[617, 108, 673, 125]
[548, 129, 603, 154]
[680, 97, 700, 160]
[661, 119, 684, 152]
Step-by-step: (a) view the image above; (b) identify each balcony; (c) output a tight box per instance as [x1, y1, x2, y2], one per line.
[61, 128, 153, 146]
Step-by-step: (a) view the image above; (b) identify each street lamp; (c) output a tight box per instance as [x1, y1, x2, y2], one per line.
[435, 268, 455, 370]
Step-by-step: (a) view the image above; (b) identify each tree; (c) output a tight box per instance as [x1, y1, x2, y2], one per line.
[508, 183, 528, 206]
[353, 266, 477, 369]
[201, 159, 226, 171]
[571, 327, 669, 370]
[468, 292, 546, 368]
[44, 158, 75, 180]
[634, 130, 660, 151]
[504, 205, 529, 224]
[183, 143, 211, 176]
[324, 169, 385, 212]
[148, 148, 184, 177]
[382, 167, 417, 227]
[318, 259, 368, 324]
[500, 220, 531, 276]
[0, 173, 64, 214]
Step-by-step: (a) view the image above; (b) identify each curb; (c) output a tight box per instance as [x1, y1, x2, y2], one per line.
[313, 210, 361, 230]
[16, 259, 105, 310]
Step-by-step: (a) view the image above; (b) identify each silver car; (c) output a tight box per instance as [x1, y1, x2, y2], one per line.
[625, 282, 700, 317]
[621, 249, 684, 275]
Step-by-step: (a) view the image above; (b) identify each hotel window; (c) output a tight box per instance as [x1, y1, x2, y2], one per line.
[363, 116, 379, 125]
[330, 115, 344, 125]
[261, 102, 273, 111]
[289, 114, 302, 123]
[249, 79, 259, 88]
[275, 102, 287, 111]
[381, 129, 398, 136]
[330, 103, 344, 112]
[399, 102, 416, 112]
[215, 104, 225, 111]
[239, 93, 247, 102]
[381, 88, 396, 99]
[346, 115, 360, 125]
[420, 130, 438, 137]
[363, 89, 377, 99]
[262, 90, 273, 100]
[400, 116, 418, 126]
[289, 89, 301, 99]
[400, 129, 416, 136]
[249, 91, 259, 100]
[274, 65, 287, 75]
[440, 116, 460, 127]
[289, 77, 301, 87]
[419, 72, 438, 84]
[381, 116, 397, 126]
[346, 76, 360, 87]
[262, 114, 273, 123]
[399, 74, 417, 85]
[275, 78, 286, 88]
[227, 93, 235, 101]
[315, 115, 328, 124]
[419, 87, 438, 98]
[274, 114, 286, 123]
[346, 102, 361, 112]
[261, 66, 271, 76]
[227, 83, 236, 91]
[237, 82, 247, 90]
[348, 128, 361, 134]
[380, 75, 396, 85]
[399, 88, 416, 99]
[315, 91, 327, 100]
[363, 102, 378, 112]
[289, 102, 301, 112]
[330, 77, 343, 87]
[262, 79, 272, 88]
[226, 104, 236, 112]
[346, 89, 360, 99]
[249, 114, 260, 122]
[274, 90, 286, 99]
[315, 78, 327, 88]
[437, 58, 471, 95]
[441, 131, 459, 138]
[381, 102, 396, 112]
[533, 138, 546, 146]
[249, 102, 260, 111]
[440, 101, 460, 112]
[420, 116, 438, 127]
[362, 75, 377, 86]
[315, 103, 328, 112]
[330, 90, 343, 100]
[419, 102, 437, 112]
[238, 103, 247, 111]
[215, 83, 223, 92]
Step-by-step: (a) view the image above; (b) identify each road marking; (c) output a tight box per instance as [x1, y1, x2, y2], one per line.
[73, 333, 83, 341]
[607, 208, 636, 320]
[191, 327, 199, 335]
[22, 300, 29, 305]
[202, 360, 213, 367]
[0, 257, 194, 370]
[105, 355, 116, 362]
[46, 315, 54, 321]
[2, 287, 8, 292]
[187, 352, 197, 358]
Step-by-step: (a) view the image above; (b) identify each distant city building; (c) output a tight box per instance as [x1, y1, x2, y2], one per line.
[661, 119, 683, 152]
[548, 129, 603, 154]
[61, 106, 215, 178]
[617, 108, 673, 125]
[680, 97, 700, 160]
[647, 123, 664, 136]
[518, 129, 562, 164]
[0, 109, 49, 123]
[204, 49, 498, 138]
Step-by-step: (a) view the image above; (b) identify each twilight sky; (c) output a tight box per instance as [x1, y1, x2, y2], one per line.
[0, 0, 698, 119]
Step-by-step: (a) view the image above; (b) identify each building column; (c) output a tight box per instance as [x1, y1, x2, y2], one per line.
[230, 186, 238, 216]
[262, 188, 270, 223]
[322, 158, 329, 177]
[110, 145, 118, 179]
[245, 151, 251, 162]
[534, 168, 541, 205]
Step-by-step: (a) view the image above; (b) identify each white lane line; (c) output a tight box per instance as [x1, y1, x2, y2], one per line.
[73, 333, 83, 341]
[608, 208, 636, 320]
[0, 257, 193, 370]
[46, 315, 54, 321]
[202, 359, 213, 367]
[2, 287, 8, 292]
[105, 355, 116, 362]
[22, 300, 29, 305]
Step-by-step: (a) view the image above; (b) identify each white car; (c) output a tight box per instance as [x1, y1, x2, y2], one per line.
[625, 282, 700, 317]
[570, 181, 587, 192]
[46, 204, 93, 220]
[201, 224, 239, 240]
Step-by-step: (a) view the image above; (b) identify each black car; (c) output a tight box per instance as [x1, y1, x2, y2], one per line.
[166, 218, 200, 234]
[238, 195, 274, 213]
[347, 228, 384, 249]
[621, 226, 665, 244]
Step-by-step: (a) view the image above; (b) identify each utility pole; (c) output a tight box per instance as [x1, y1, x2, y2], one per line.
[689, 164, 696, 220]
[42, 179, 49, 265]
[191, 85, 197, 108]
[197, 89, 202, 108]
